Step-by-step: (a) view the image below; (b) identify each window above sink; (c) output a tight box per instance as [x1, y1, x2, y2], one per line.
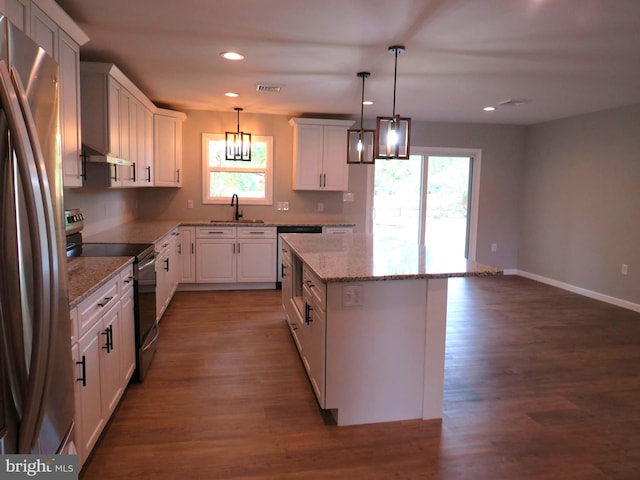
[202, 133, 273, 205]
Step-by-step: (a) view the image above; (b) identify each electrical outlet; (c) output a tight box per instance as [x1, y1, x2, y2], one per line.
[342, 285, 363, 307]
[491, 243, 497, 252]
[187, 200, 194, 209]
[621, 264, 629, 275]
[317, 202, 324, 212]
[343, 192, 354, 202]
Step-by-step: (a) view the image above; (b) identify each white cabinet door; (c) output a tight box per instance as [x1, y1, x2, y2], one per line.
[292, 124, 323, 190]
[237, 239, 277, 282]
[135, 103, 154, 186]
[179, 226, 196, 283]
[322, 126, 349, 191]
[76, 319, 105, 461]
[59, 30, 83, 187]
[169, 230, 180, 295]
[120, 285, 136, 384]
[154, 113, 183, 187]
[308, 298, 326, 407]
[196, 239, 236, 283]
[30, 3, 57, 58]
[290, 118, 353, 191]
[107, 77, 121, 159]
[155, 245, 171, 320]
[3, 0, 30, 33]
[99, 303, 123, 417]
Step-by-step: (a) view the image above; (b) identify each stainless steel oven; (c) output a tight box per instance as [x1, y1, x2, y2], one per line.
[65, 209, 158, 381]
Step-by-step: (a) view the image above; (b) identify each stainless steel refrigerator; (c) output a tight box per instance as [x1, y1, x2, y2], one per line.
[0, 16, 75, 454]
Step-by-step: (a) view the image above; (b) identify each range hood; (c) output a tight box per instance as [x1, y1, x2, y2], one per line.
[82, 145, 132, 166]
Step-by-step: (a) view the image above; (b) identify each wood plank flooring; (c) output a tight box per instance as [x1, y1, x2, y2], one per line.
[80, 276, 640, 479]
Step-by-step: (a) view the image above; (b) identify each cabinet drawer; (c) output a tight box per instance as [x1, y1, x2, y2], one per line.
[155, 232, 173, 251]
[237, 226, 276, 239]
[77, 275, 119, 338]
[196, 226, 235, 239]
[303, 267, 325, 308]
[119, 264, 134, 291]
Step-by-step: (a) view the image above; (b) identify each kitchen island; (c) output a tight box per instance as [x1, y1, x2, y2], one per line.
[281, 233, 502, 426]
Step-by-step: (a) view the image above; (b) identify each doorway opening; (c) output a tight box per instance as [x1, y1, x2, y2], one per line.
[370, 147, 481, 260]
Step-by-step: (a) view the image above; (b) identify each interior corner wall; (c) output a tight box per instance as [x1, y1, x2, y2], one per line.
[519, 103, 640, 304]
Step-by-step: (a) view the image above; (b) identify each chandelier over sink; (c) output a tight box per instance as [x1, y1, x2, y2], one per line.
[225, 107, 251, 161]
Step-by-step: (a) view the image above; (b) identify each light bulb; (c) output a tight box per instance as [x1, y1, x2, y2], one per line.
[388, 128, 398, 146]
[357, 139, 363, 152]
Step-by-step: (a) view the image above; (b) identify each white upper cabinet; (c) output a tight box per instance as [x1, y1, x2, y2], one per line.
[80, 62, 163, 188]
[58, 29, 83, 187]
[290, 117, 354, 191]
[154, 108, 186, 187]
[29, 2, 56, 57]
[17, 0, 89, 188]
[1, 0, 30, 33]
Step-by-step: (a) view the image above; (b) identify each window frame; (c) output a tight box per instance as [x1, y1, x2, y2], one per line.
[201, 133, 273, 205]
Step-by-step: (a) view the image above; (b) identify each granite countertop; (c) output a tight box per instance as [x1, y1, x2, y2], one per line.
[282, 233, 503, 282]
[67, 256, 134, 308]
[84, 220, 182, 244]
[84, 219, 355, 244]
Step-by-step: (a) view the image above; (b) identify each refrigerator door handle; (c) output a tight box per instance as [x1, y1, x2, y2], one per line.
[0, 61, 56, 454]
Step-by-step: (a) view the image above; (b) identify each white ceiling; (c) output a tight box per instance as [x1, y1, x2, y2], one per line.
[56, 0, 640, 125]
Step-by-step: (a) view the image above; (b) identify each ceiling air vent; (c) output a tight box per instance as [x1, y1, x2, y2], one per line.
[256, 83, 283, 93]
[497, 98, 530, 107]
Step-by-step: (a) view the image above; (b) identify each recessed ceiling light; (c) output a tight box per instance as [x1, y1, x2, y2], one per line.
[225, 92, 239, 97]
[220, 51, 244, 61]
[483, 106, 496, 112]
[363, 100, 374, 106]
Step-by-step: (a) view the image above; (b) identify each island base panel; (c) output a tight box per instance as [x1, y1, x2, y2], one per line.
[326, 279, 428, 426]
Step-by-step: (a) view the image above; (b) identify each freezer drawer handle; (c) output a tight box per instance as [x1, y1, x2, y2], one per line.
[76, 356, 87, 387]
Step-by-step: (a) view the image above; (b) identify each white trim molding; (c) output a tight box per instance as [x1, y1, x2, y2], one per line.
[516, 270, 640, 313]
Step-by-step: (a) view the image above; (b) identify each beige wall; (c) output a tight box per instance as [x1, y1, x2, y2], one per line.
[520, 103, 640, 304]
[64, 186, 137, 237]
[137, 110, 526, 270]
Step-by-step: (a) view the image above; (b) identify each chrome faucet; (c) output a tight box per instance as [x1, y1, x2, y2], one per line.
[230, 193, 243, 221]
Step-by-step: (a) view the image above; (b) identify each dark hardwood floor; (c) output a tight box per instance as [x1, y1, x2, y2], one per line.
[80, 276, 640, 479]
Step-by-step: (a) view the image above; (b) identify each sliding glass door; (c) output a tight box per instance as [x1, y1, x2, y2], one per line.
[372, 148, 480, 259]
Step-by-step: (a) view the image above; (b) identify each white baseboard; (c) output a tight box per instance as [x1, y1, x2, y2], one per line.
[515, 270, 640, 313]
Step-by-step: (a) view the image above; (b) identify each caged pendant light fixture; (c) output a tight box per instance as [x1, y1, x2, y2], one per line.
[225, 107, 251, 161]
[347, 72, 375, 164]
[374, 45, 411, 160]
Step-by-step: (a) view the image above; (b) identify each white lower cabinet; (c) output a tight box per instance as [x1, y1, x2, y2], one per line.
[194, 226, 276, 284]
[302, 267, 327, 407]
[155, 228, 179, 320]
[72, 262, 135, 468]
[178, 226, 196, 283]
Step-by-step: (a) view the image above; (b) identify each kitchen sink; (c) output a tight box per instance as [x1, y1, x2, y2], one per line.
[210, 219, 265, 224]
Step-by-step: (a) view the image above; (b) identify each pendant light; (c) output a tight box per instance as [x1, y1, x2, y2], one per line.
[225, 107, 251, 161]
[347, 72, 375, 164]
[374, 45, 411, 160]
